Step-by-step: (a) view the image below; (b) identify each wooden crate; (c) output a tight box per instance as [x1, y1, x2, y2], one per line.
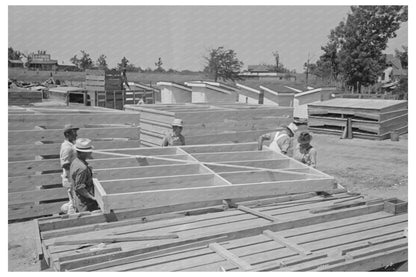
[308, 99, 408, 140]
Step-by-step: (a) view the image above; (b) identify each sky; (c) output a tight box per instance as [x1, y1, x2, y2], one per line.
[8, 5, 408, 72]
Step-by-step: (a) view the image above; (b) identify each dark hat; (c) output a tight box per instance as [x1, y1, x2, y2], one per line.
[63, 124, 79, 133]
[298, 132, 312, 144]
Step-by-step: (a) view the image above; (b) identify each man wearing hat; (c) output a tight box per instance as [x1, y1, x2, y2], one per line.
[69, 138, 99, 212]
[60, 124, 79, 214]
[294, 131, 317, 168]
[258, 122, 298, 156]
[161, 118, 185, 147]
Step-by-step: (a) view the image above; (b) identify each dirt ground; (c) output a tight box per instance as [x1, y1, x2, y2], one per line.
[8, 132, 408, 271]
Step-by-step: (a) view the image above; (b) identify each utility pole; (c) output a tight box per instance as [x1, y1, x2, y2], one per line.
[273, 51, 279, 77]
[305, 52, 310, 86]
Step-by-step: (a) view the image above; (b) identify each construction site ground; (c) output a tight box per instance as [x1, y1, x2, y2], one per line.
[8, 130, 408, 271]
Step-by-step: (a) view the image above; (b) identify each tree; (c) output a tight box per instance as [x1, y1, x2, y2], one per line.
[70, 50, 93, 70]
[204, 46, 243, 82]
[395, 45, 408, 69]
[339, 6, 407, 91]
[96, 54, 108, 70]
[272, 51, 279, 73]
[8, 47, 22, 60]
[154, 57, 165, 72]
[315, 6, 407, 91]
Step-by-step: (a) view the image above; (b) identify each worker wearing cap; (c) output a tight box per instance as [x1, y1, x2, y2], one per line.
[258, 122, 298, 156]
[161, 118, 185, 147]
[60, 124, 79, 214]
[294, 131, 317, 168]
[69, 138, 99, 212]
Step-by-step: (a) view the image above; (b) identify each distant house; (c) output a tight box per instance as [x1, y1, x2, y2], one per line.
[8, 59, 24, 68]
[240, 65, 296, 81]
[58, 63, 79, 72]
[27, 50, 58, 71]
[380, 54, 407, 83]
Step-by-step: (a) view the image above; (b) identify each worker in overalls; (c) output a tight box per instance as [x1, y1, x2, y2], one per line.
[161, 118, 185, 147]
[257, 122, 298, 156]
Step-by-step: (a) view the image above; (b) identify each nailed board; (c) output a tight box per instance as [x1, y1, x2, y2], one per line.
[93, 142, 335, 213]
[36, 191, 408, 272]
[124, 103, 293, 146]
[308, 99, 408, 140]
[7, 105, 141, 221]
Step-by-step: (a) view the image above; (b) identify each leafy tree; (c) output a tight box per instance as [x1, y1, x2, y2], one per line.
[315, 6, 407, 91]
[272, 51, 279, 73]
[70, 50, 93, 70]
[96, 54, 108, 70]
[395, 45, 408, 69]
[204, 46, 243, 82]
[154, 57, 165, 72]
[8, 47, 22, 60]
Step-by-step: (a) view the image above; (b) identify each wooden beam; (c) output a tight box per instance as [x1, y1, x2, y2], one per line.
[9, 126, 139, 145]
[49, 234, 179, 246]
[263, 230, 312, 256]
[209, 243, 253, 270]
[33, 219, 44, 260]
[238, 205, 278, 222]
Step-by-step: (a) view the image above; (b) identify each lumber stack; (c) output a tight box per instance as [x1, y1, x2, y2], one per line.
[8, 89, 43, 105]
[124, 103, 293, 147]
[308, 99, 408, 140]
[8, 105, 140, 221]
[85, 69, 124, 109]
[35, 189, 408, 271]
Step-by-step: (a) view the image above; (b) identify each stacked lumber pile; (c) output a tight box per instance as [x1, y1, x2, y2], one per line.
[85, 69, 123, 109]
[124, 103, 293, 147]
[308, 99, 408, 140]
[9, 89, 43, 105]
[36, 189, 408, 271]
[8, 105, 140, 221]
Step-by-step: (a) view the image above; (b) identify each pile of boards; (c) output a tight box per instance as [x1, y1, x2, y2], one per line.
[9, 89, 43, 105]
[8, 105, 141, 221]
[308, 99, 408, 140]
[35, 189, 408, 271]
[124, 103, 293, 147]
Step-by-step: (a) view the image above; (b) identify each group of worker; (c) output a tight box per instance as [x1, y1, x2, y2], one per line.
[59, 118, 316, 214]
[160, 118, 317, 168]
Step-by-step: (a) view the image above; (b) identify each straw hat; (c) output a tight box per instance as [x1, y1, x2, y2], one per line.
[172, 118, 183, 127]
[74, 138, 94, 152]
[285, 122, 298, 136]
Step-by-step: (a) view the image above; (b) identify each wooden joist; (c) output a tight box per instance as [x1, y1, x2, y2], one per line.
[36, 191, 407, 271]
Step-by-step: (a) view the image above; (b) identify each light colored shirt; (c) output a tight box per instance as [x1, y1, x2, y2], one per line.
[161, 133, 185, 147]
[294, 144, 317, 168]
[60, 140, 76, 169]
[262, 131, 292, 155]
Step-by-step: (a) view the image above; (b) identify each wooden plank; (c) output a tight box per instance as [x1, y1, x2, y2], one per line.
[238, 205, 278, 222]
[9, 173, 62, 193]
[102, 178, 335, 213]
[263, 230, 312, 256]
[50, 234, 179, 246]
[190, 150, 278, 163]
[180, 142, 257, 154]
[9, 187, 68, 205]
[8, 112, 138, 130]
[209, 243, 253, 270]
[8, 201, 66, 221]
[9, 140, 141, 162]
[9, 126, 139, 145]
[99, 173, 215, 194]
[33, 219, 44, 260]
